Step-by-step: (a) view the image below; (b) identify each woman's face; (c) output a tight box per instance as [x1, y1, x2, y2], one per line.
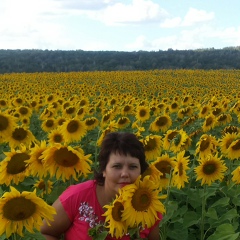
[103, 152, 141, 199]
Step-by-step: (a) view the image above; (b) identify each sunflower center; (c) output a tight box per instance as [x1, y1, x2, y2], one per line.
[171, 103, 178, 109]
[19, 107, 28, 115]
[218, 115, 227, 122]
[203, 161, 217, 175]
[144, 138, 157, 151]
[3, 197, 36, 221]
[123, 105, 130, 112]
[118, 118, 128, 125]
[178, 162, 183, 176]
[139, 109, 147, 117]
[53, 134, 63, 143]
[155, 161, 172, 178]
[0, 115, 8, 131]
[38, 181, 46, 190]
[200, 139, 210, 151]
[201, 107, 207, 115]
[131, 188, 151, 211]
[156, 116, 168, 126]
[7, 153, 29, 174]
[86, 119, 96, 126]
[67, 120, 80, 133]
[112, 201, 124, 221]
[77, 108, 84, 115]
[53, 148, 79, 167]
[46, 119, 54, 128]
[66, 107, 75, 114]
[205, 117, 213, 126]
[232, 140, 240, 151]
[167, 131, 178, 141]
[12, 128, 27, 141]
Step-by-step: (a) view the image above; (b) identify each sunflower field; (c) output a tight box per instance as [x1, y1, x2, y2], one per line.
[1, 69, 240, 239]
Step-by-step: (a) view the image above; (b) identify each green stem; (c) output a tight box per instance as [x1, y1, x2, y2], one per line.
[200, 184, 207, 240]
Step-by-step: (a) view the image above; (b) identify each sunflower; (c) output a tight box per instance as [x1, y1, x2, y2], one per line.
[152, 153, 176, 190]
[222, 125, 240, 135]
[41, 118, 56, 132]
[195, 134, 218, 158]
[141, 164, 162, 185]
[55, 117, 66, 127]
[101, 111, 114, 128]
[0, 186, 56, 238]
[219, 133, 239, 156]
[84, 117, 99, 131]
[121, 176, 165, 229]
[47, 129, 65, 145]
[17, 106, 32, 120]
[33, 179, 53, 196]
[97, 122, 118, 146]
[140, 135, 162, 161]
[215, 113, 232, 126]
[41, 144, 92, 181]
[102, 197, 127, 238]
[0, 99, 8, 109]
[0, 112, 17, 138]
[62, 106, 77, 118]
[121, 104, 133, 115]
[149, 115, 172, 133]
[7, 126, 37, 149]
[76, 107, 87, 120]
[0, 145, 30, 186]
[198, 104, 211, 118]
[172, 151, 190, 189]
[60, 118, 87, 143]
[227, 138, 240, 160]
[135, 106, 150, 123]
[163, 129, 191, 153]
[177, 107, 193, 119]
[232, 166, 240, 184]
[202, 114, 217, 132]
[195, 154, 227, 186]
[25, 141, 48, 178]
[117, 117, 131, 129]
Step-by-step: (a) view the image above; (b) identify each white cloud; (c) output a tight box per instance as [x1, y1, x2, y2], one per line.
[160, 7, 215, 28]
[88, 0, 169, 25]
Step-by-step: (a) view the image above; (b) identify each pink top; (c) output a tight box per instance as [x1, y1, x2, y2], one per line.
[60, 180, 162, 240]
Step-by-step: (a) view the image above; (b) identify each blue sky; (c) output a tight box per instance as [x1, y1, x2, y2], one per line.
[0, 0, 239, 51]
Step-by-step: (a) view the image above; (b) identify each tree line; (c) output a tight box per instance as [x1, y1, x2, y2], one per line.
[0, 47, 240, 73]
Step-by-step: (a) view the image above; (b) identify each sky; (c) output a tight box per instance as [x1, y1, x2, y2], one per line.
[0, 0, 240, 52]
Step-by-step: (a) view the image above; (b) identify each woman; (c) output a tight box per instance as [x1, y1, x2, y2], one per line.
[41, 132, 162, 239]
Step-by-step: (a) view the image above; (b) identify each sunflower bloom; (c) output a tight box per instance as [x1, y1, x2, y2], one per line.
[232, 166, 240, 184]
[117, 117, 131, 129]
[195, 134, 218, 158]
[152, 154, 176, 190]
[102, 197, 127, 238]
[202, 114, 217, 132]
[41, 144, 92, 181]
[195, 154, 227, 186]
[149, 115, 172, 133]
[121, 176, 165, 229]
[219, 133, 239, 156]
[140, 135, 162, 161]
[34, 179, 53, 197]
[7, 126, 37, 149]
[84, 117, 99, 131]
[172, 151, 190, 189]
[25, 141, 48, 178]
[0, 145, 30, 186]
[0, 112, 17, 138]
[0, 186, 56, 238]
[60, 118, 87, 143]
[47, 129, 65, 145]
[163, 129, 191, 153]
[135, 106, 150, 123]
[227, 138, 240, 160]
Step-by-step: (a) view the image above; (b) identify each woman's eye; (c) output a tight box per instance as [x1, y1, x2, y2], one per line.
[113, 165, 121, 169]
[130, 165, 138, 169]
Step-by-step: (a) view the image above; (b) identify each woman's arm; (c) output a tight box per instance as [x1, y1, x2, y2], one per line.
[41, 198, 71, 240]
[148, 223, 160, 240]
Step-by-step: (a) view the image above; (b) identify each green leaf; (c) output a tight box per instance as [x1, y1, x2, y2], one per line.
[183, 211, 199, 228]
[210, 197, 230, 208]
[94, 231, 109, 240]
[207, 223, 240, 240]
[205, 207, 218, 220]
